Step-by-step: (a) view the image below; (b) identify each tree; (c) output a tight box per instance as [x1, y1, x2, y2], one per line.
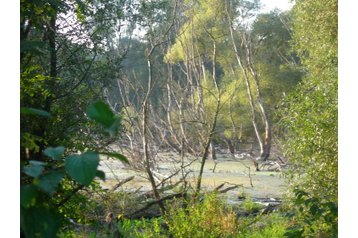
[224, 0, 274, 170]
[20, 1, 131, 236]
[279, 0, 338, 201]
[278, 0, 338, 235]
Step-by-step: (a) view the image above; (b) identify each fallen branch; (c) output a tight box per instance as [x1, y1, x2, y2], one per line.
[218, 184, 241, 193]
[214, 183, 225, 191]
[214, 182, 243, 194]
[110, 176, 135, 192]
[126, 192, 186, 219]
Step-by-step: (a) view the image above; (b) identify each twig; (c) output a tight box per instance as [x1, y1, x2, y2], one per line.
[56, 185, 84, 208]
[109, 176, 135, 192]
[214, 182, 243, 193]
[126, 192, 186, 219]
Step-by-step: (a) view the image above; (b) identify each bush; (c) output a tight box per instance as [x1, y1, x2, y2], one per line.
[114, 193, 292, 238]
[284, 189, 338, 238]
[242, 198, 264, 214]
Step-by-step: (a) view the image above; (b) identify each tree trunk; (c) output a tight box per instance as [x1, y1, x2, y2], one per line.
[142, 57, 165, 214]
[243, 34, 271, 161]
[195, 39, 221, 195]
[227, 24, 261, 171]
[225, 4, 271, 169]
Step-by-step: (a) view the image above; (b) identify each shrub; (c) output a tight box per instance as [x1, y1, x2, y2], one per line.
[242, 198, 264, 214]
[116, 193, 291, 238]
[284, 189, 338, 238]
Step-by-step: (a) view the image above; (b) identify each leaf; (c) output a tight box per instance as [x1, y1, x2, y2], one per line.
[20, 185, 38, 208]
[44, 146, 65, 160]
[21, 206, 62, 238]
[284, 227, 304, 238]
[37, 172, 64, 194]
[21, 107, 51, 117]
[20, 40, 46, 54]
[326, 202, 338, 216]
[309, 204, 320, 216]
[86, 101, 115, 128]
[23, 160, 46, 178]
[100, 152, 129, 164]
[107, 117, 121, 136]
[65, 152, 99, 186]
[95, 170, 106, 181]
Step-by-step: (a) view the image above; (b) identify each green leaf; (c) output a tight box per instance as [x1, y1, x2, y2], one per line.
[100, 152, 129, 164]
[326, 202, 338, 216]
[86, 101, 115, 128]
[21, 107, 51, 117]
[23, 161, 46, 178]
[44, 146, 65, 160]
[20, 40, 46, 54]
[96, 170, 106, 181]
[21, 206, 62, 238]
[107, 117, 121, 136]
[65, 152, 99, 186]
[37, 172, 64, 194]
[284, 227, 304, 238]
[309, 204, 320, 216]
[20, 185, 38, 208]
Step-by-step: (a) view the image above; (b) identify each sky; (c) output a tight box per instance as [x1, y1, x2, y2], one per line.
[260, 0, 294, 13]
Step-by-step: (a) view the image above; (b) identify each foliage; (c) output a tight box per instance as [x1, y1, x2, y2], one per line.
[276, 0, 337, 236]
[242, 197, 264, 213]
[277, 0, 338, 201]
[284, 189, 338, 238]
[20, 102, 127, 237]
[20, 0, 339, 237]
[112, 193, 292, 238]
[238, 213, 290, 238]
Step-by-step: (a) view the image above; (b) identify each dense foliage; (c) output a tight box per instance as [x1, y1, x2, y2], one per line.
[20, 0, 338, 237]
[114, 193, 291, 238]
[277, 0, 338, 236]
[278, 0, 338, 203]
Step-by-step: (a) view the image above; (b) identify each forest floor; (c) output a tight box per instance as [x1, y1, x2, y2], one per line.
[98, 151, 287, 205]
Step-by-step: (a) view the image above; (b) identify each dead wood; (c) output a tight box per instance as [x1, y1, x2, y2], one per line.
[110, 176, 135, 192]
[126, 192, 187, 219]
[214, 182, 243, 193]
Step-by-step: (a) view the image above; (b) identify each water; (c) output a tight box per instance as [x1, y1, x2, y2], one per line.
[98, 152, 287, 201]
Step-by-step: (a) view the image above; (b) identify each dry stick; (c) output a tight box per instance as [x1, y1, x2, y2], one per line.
[237, 160, 254, 188]
[127, 192, 186, 219]
[214, 183, 226, 191]
[109, 176, 135, 193]
[212, 161, 218, 173]
[214, 182, 243, 193]
[143, 174, 190, 200]
[219, 185, 241, 194]
[155, 159, 197, 188]
[277, 156, 287, 165]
